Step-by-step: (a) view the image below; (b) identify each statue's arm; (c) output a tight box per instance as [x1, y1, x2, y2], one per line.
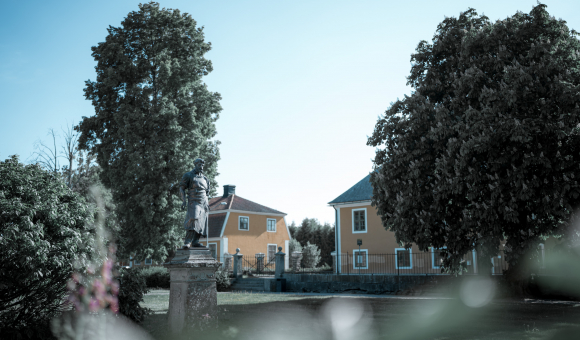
[179, 173, 189, 209]
[206, 176, 211, 196]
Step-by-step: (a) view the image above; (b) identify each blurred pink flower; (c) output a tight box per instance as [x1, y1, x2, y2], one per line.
[89, 298, 100, 312]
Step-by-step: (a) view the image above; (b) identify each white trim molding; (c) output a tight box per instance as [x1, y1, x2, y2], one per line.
[328, 200, 372, 209]
[353, 249, 369, 270]
[222, 237, 229, 257]
[210, 209, 286, 217]
[284, 240, 290, 269]
[220, 211, 230, 238]
[283, 216, 291, 240]
[202, 237, 222, 242]
[238, 215, 250, 231]
[267, 218, 277, 232]
[336, 206, 341, 273]
[352, 208, 368, 234]
[395, 248, 413, 269]
[207, 242, 218, 259]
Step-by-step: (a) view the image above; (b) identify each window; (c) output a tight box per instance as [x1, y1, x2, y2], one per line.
[133, 258, 141, 266]
[353, 249, 368, 269]
[239, 216, 249, 230]
[431, 247, 446, 269]
[267, 218, 276, 232]
[267, 244, 277, 263]
[208, 243, 217, 259]
[352, 208, 367, 233]
[145, 258, 153, 265]
[395, 248, 412, 269]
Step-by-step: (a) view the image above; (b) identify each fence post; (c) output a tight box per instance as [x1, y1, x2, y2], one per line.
[256, 253, 265, 274]
[223, 252, 232, 272]
[275, 247, 285, 278]
[331, 251, 337, 274]
[233, 248, 243, 278]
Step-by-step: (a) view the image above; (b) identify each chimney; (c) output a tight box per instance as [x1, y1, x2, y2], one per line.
[223, 185, 236, 198]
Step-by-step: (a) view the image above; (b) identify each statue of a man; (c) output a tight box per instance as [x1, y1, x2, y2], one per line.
[179, 158, 211, 248]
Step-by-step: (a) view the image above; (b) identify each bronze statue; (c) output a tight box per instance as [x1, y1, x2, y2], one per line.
[179, 158, 210, 248]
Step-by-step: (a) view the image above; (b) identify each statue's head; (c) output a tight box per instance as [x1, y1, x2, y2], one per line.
[193, 158, 205, 171]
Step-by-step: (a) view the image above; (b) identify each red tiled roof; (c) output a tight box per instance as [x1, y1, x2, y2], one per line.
[208, 195, 285, 215]
[207, 212, 226, 238]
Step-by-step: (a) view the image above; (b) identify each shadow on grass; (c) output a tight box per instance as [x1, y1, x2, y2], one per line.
[140, 295, 580, 340]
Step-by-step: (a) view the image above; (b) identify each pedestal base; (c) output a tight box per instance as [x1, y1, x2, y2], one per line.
[164, 248, 220, 333]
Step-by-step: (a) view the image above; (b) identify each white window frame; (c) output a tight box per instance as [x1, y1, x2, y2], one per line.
[267, 218, 277, 232]
[395, 248, 413, 269]
[353, 249, 368, 270]
[208, 242, 218, 259]
[145, 258, 152, 265]
[267, 244, 278, 263]
[352, 208, 367, 234]
[431, 246, 447, 269]
[133, 259, 141, 266]
[238, 216, 250, 231]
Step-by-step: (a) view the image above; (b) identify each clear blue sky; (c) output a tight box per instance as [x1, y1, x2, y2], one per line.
[1, 0, 579, 225]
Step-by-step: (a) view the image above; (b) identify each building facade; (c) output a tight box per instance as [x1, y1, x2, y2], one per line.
[199, 184, 291, 269]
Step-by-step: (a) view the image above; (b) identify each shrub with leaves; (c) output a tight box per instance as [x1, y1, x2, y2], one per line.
[0, 155, 96, 338]
[215, 267, 231, 292]
[289, 238, 302, 255]
[301, 242, 321, 269]
[117, 268, 151, 322]
[139, 266, 170, 289]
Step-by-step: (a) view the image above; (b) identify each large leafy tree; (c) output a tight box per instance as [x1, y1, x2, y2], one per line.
[0, 156, 96, 337]
[77, 2, 222, 262]
[368, 5, 580, 277]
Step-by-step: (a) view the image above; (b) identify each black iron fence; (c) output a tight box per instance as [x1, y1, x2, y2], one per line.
[210, 250, 514, 276]
[241, 256, 275, 277]
[293, 250, 510, 275]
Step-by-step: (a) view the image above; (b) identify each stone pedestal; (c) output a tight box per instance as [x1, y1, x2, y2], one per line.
[164, 247, 220, 333]
[291, 252, 303, 272]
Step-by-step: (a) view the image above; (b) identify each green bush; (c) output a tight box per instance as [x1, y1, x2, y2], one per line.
[289, 238, 302, 254]
[0, 156, 96, 338]
[139, 266, 170, 289]
[302, 242, 321, 269]
[215, 267, 231, 292]
[117, 268, 151, 322]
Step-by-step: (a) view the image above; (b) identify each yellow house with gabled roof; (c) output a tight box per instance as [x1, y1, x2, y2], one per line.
[199, 185, 291, 269]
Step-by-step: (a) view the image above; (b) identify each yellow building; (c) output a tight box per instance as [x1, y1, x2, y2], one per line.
[329, 174, 478, 274]
[199, 185, 290, 269]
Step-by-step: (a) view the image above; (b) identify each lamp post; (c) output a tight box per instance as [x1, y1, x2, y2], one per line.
[357, 239, 362, 275]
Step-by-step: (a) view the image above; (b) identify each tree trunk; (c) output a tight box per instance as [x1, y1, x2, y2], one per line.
[504, 259, 532, 297]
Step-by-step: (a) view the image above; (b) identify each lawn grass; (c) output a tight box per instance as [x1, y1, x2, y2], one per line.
[140, 290, 580, 340]
[142, 289, 332, 313]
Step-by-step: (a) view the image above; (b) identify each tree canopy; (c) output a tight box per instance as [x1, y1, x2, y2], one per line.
[368, 4, 580, 274]
[76, 2, 222, 261]
[291, 218, 335, 266]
